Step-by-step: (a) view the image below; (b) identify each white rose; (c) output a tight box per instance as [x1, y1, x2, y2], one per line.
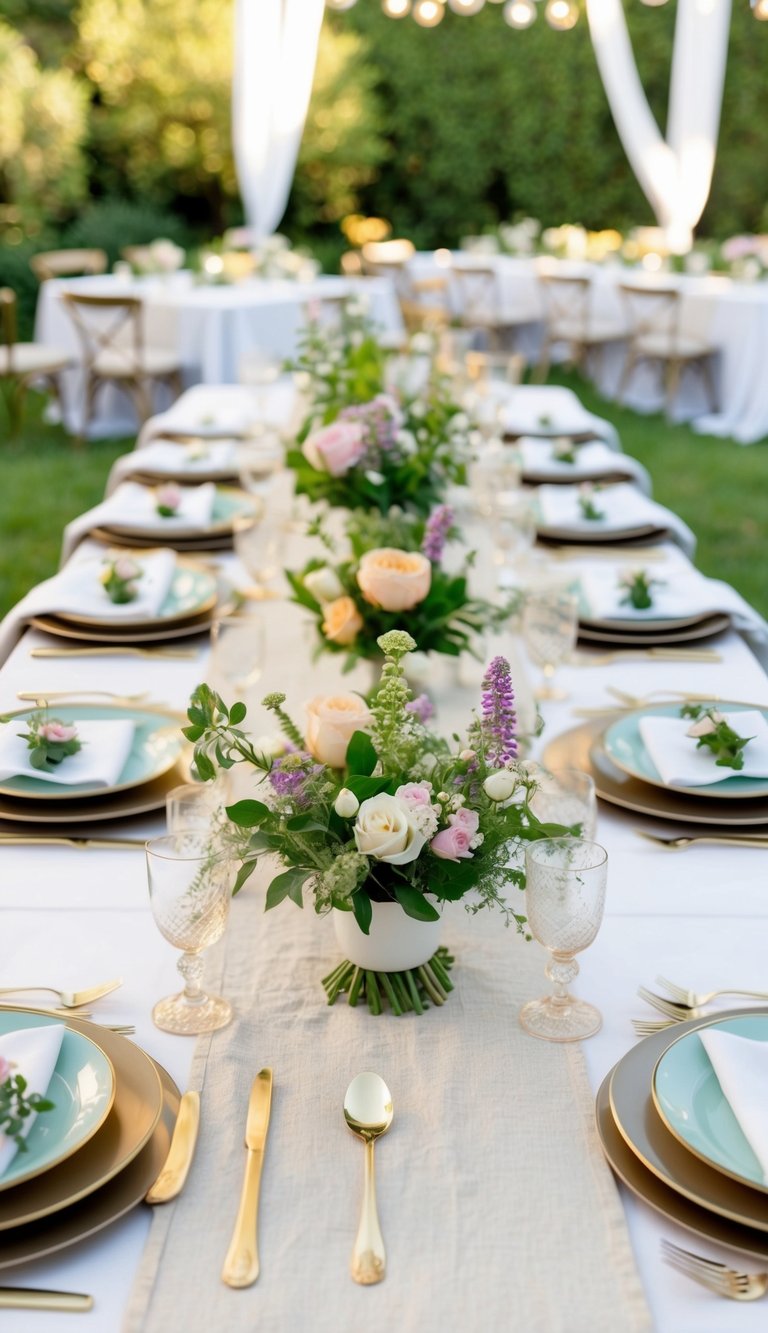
[483, 770, 518, 802]
[354, 794, 426, 865]
[395, 429, 417, 456]
[335, 787, 360, 818]
[304, 566, 344, 604]
[254, 733, 289, 759]
[305, 694, 372, 769]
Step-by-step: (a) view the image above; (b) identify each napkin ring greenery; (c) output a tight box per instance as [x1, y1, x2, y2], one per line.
[618, 569, 663, 610]
[578, 483, 605, 521]
[18, 713, 82, 772]
[0, 1057, 55, 1152]
[681, 703, 754, 771]
[183, 630, 572, 1016]
[101, 555, 143, 605]
[155, 483, 182, 517]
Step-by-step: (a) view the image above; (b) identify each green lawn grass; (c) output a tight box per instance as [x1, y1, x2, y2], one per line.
[1, 379, 766, 619]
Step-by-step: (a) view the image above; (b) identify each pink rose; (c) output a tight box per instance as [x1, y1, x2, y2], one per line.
[449, 807, 479, 837]
[0, 1056, 11, 1083]
[156, 483, 182, 512]
[114, 557, 140, 581]
[395, 781, 433, 809]
[302, 421, 366, 477]
[38, 721, 78, 743]
[356, 548, 431, 612]
[430, 826, 474, 861]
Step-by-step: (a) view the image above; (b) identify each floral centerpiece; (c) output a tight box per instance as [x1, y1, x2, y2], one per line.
[285, 305, 469, 517]
[287, 505, 516, 672]
[1, 1054, 54, 1154]
[184, 631, 570, 1016]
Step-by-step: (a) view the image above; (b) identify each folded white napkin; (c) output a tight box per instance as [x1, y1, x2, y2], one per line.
[136, 380, 298, 446]
[110, 440, 235, 481]
[699, 1028, 768, 1183]
[536, 483, 696, 555]
[0, 718, 136, 787]
[519, 439, 651, 493]
[496, 385, 619, 448]
[638, 711, 768, 787]
[0, 549, 177, 666]
[0, 1025, 65, 1175]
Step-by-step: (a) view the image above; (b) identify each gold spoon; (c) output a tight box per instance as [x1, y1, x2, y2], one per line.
[344, 1072, 393, 1286]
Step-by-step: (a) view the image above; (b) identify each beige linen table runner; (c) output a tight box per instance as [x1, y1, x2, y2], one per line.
[126, 873, 651, 1333]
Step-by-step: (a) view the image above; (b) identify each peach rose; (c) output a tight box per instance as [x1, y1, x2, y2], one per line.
[356, 548, 432, 612]
[301, 420, 366, 477]
[321, 596, 364, 647]
[305, 694, 372, 769]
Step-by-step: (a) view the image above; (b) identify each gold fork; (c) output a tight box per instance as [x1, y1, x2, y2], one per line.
[637, 986, 710, 1021]
[0, 979, 122, 1009]
[30, 647, 199, 660]
[655, 975, 768, 1009]
[636, 831, 768, 851]
[632, 1016, 680, 1036]
[16, 690, 150, 704]
[661, 1239, 768, 1300]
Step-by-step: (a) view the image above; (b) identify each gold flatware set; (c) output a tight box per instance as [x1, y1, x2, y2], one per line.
[662, 1238, 768, 1301]
[222, 1068, 273, 1288]
[632, 975, 768, 1035]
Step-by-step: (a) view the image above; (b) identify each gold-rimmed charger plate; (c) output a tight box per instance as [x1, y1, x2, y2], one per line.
[0, 1009, 163, 1230]
[543, 717, 768, 828]
[59, 556, 217, 628]
[596, 1070, 768, 1262]
[90, 528, 236, 552]
[0, 753, 189, 824]
[0, 1059, 179, 1270]
[580, 607, 725, 634]
[577, 613, 731, 647]
[523, 468, 635, 487]
[607, 1009, 768, 1233]
[130, 465, 240, 485]
[31, 609, 215, 645]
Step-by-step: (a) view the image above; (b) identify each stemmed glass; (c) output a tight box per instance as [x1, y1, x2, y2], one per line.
[490, 493, 536, 581]
[238, 347, 282, 430]
[528, 768, 597, 839]
[520, 837, 608, 1042]
[522, 587, 578, 700]
[233, 508, 287, 596]
[209, 614, 265, 699]
[146, 832, 235, 1035]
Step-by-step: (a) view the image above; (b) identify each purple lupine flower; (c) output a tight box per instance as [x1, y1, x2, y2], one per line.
[340, 395, 401, 456]
[268, 753, 321, 808]
[405, 693, 435, 724]
[479, 656, 517, 766]
[422, 505, 454, 564]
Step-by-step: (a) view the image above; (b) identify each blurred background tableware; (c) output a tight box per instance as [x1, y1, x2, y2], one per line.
[238, 437, 284, 499]
[233, 509, 287, 596]
[529, 767, 597, 839]
[238, 347, 282, 428]
[146, 833, 234, 1035]
[522, 587, 579, 700]
[520, 837, 608, 1042]
[209, 613, 265, 700]
[490, 493, 536, 585]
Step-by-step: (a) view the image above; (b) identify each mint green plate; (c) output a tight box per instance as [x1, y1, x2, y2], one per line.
[604, 701, 768, 800]
[60, 560, 216, 628]
[0, 1010, 114, 1191]
[653, 1015, 768, 1193]
[0, 703, 184, 801]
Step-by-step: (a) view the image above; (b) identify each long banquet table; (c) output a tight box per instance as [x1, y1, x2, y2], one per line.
[34, 272, 402, 437]
[413, 251, 768, 443]
[3, 519, 768, 1329]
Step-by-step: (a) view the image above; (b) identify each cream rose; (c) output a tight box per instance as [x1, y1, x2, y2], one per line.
[353, 793, 426, 865]
[321, 596, 364, 647]
[305, 694, 372, 769]
[356, 548, 432, 612]
[304, 566, 344, 604]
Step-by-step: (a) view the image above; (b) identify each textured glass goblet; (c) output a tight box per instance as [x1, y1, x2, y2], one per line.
[520, 838, 607, 1042]
[522, 588, 578, 701]
[146, 832, 234, 1035]
[528, 768, 597, 840]
[209, 613, 265, 697]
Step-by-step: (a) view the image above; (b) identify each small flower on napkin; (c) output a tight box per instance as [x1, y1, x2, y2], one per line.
[578, 482, 605, 522]
[155, 482, 183, 517]
[618, 569, 663, 610]
[185, 440, 210, 462]
[16, 713, 83, 772]
[100, 554, 143, 605]
[551, 436, 576, 464]
[681, 703, 754, 771]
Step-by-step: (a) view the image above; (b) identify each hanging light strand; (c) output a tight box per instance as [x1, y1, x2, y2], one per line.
[328, 0, 764, 27]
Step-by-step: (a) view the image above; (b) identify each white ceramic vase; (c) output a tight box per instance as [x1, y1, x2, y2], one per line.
[332, 899, 442, 972]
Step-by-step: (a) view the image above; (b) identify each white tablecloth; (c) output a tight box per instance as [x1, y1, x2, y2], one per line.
[35, 274, 403, 437]
[414, 252, 768, 442]
[2, 523, 768, 1329]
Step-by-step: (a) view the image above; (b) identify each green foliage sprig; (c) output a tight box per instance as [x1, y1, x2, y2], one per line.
[680, 704, 754, 771]
[0, 1063, 54, 1155]
[618, 569, 663, 610]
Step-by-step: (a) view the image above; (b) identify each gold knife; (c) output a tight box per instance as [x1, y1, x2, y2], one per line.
[145, 1090, 201, 1204]
[0, 1289, 93, 1311]
[221, 1068, 273, 1288]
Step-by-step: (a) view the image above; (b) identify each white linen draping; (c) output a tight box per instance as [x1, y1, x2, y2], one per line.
[586, 0, 731, 253]
[232, 0, 325, 242]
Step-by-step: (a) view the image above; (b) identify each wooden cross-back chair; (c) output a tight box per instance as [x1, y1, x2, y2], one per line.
[617, 283, 718, 415]
[535, 272, 625, 382]
[0, 288, 71, 438]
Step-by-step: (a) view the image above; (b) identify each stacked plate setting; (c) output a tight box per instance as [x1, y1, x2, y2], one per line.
[91, 486, 258, 554]
[544, 701, 768, 832]
[597, 1009, 768, 1260]
[0, 1008, 181, 1268]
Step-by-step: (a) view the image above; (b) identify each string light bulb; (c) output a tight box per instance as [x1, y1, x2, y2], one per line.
[503, 0, 537, 25]
[544, 0, 578, 27]
[325, 0, 359, 10]
[382, 0, 412, 13]
[448, 0, 486, 12]
[413, 0, 446, 24]
[752, 0, 768, 18]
